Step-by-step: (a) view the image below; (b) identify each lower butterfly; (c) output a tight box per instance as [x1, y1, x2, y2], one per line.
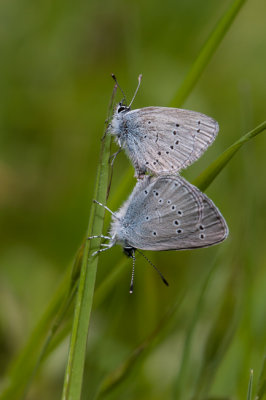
[89, 175, 228, 292]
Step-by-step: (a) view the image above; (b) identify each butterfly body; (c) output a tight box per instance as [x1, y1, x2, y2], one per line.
[110, 105, 219, 178]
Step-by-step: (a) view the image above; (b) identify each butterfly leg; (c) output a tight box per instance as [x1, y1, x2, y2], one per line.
[91, 243, 114, 257]
[109, 148, 122, 167]
[87, 234, 111, 240]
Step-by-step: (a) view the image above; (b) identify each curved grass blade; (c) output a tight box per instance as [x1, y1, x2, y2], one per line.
[170, 0, 247, 108]
[194, 121, 266, 191]
[0, 265, 75, 400]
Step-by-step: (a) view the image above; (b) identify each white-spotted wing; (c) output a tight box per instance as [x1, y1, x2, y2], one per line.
[110, 175, 228, 251]
[110, 106, 219, 177]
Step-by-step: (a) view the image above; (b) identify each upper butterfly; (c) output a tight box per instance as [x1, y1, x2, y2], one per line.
[109, 76, 219, 178]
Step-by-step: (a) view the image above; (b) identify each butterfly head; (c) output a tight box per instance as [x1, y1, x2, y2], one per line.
[116, 102, 130, 114]
[123, 246, 136, 258]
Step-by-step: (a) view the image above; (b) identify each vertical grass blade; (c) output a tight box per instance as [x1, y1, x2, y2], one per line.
[170, 0, 246, 108]
[61, 93, 114, 399]
[247, 369, 254, 400]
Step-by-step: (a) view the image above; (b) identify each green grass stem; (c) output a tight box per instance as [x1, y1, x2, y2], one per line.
[61, 126, 112, 398]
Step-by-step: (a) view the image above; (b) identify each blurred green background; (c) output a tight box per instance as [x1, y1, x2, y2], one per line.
[0, 0, 265, 399]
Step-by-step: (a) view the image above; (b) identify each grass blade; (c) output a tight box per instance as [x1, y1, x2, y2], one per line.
[170, 0, 246, 107]
[193, 121, 266, 192]
[247, 369, 254, 400]
[61, 91, 115, 399]
[0, 266, 74, 400]
[255, 357, 266, 400]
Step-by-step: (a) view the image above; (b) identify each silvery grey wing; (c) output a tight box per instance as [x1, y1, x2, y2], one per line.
[123, 107, 219, 175]
[121, 175, 228, 251]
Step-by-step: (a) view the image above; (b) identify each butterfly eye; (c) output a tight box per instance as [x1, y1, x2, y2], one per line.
[117, 105, 129, 113]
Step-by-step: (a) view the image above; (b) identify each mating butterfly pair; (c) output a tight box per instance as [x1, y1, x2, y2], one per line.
[89, 76, 228, 291]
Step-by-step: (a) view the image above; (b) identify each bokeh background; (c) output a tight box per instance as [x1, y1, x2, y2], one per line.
[0, 0, 265, 399]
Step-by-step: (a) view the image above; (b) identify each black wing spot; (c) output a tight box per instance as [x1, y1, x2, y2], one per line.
[144, 190, 148, 194]
[176, 229, 182, 234]
[146, 161, 149, 165]
[200, 233, 205, 239]
[158, 199, 163, 204]
[197, 129, 200, 133]
[177, 210, 183, 215]
[199, 224, 204, 230]
[173, 220, 179, 226]
[171, 205, 176, 210]
[166, 151, 169, 154]
[153, 161, 156, 165]
[148, 121, 151, 124]
[152, 231, 157, 236]
[173, 130, 177, 135]
[198, 120, 201, 125]
[145, 216, 150, 220]
[170, 145, 174, 150]
[158, 151, 161, 155]
[175, 140, 179, 145]
[176, 123, 180, 127]
[167, 200, 171, 204]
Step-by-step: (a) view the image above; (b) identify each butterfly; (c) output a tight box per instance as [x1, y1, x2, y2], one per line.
[109, 75, 219, 178]
[89, 175, 228, 291]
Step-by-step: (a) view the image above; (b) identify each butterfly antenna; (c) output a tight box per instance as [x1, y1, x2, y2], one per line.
[128, 74, 142, 108]
[137, 249, 169, 287]
[111, 74, 127, 105]
[129, 249, 136, 294]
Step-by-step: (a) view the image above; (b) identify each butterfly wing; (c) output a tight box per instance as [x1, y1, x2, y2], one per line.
[121, 107, 219, 176]
[120, 175, 228, 251]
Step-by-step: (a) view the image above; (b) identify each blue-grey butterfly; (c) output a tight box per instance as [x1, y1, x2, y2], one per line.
[89, 175, 228, 292]
[109, 75, 219, 178]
